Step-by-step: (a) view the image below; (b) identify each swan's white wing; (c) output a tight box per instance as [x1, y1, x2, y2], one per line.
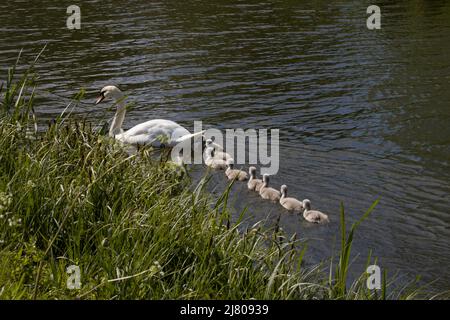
[124, 119, 188, 137]
[121, 119, 191, 146]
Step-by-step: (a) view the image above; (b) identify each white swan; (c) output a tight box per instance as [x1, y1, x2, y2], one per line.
[279, 185, 304, 212]
[302, 199, 330, 224]
[95, 85, 204, 147]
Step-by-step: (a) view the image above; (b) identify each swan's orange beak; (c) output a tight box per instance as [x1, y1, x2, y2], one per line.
[95, 95, 105, 105]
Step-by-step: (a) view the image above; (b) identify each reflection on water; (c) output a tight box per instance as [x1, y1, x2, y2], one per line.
[1, 0, 449, 292]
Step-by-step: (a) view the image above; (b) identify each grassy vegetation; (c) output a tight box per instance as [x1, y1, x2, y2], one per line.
[0, 53, 433, 300]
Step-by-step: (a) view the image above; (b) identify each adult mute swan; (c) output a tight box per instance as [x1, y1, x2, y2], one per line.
[95, 85, 204, 147]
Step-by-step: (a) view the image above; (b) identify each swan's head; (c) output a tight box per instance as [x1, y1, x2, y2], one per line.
[280, 184, 288, 195]
[302, 199, 311, 210]
[95, 85, 123, 105]
[249, 166, 257, 177]
[262, 174, 270, 183]
[206, 139, 213, 147]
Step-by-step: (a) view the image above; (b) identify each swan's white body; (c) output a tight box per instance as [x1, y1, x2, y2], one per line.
[114, 119, 193, 147]
[96, 86, 203, 147]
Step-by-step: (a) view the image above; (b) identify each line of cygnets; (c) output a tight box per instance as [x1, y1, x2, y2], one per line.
[204, 140, 329, 224]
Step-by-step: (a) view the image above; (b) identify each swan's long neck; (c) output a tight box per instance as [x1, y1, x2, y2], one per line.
[303, 203, 310, 218]
[303, 209, 308, 219]
[109, 99, 126, 137]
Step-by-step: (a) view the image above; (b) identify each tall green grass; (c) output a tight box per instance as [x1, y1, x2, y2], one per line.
[0, 52, 436, 300]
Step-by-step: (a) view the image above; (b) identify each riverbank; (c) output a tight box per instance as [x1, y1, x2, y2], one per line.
[0, 61, 431, 300]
